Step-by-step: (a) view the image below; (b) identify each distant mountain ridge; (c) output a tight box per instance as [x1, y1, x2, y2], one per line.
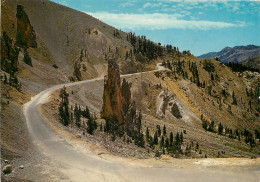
[197, 45, 260, 63]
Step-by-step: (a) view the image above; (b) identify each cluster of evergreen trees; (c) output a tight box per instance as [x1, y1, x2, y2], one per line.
[103, 78, 145, 147]
[162, 60, 207, 88]
[1, 31, 19, 74]
[243, 129, 256, 147]
[1, 4, 37, 92]
[74, 104, 97, 134]
[201, 115, 215, 133]
[189, 61, 203, 87]
[162, 60, 189, 80]
[165, 44, 180, 55]
[161, 59, 224, 93]
[126, 32, 163, 61]
[101, 58, 146, 147]
[58, 86, 70, 126]
[203, 60, 215, 73]
[145, 125, 195, 157]
[201, 114, 258, 148]
[225, 62, 259, 73]
[113, 29, 121, 39]
[126, 32, 182, 62]
[58, 86, 97, 134]
[2, 72, 22, 91]
[103, 107, 144, 147]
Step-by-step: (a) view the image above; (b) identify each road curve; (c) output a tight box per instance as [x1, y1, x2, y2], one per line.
[23, 64, 259, 182]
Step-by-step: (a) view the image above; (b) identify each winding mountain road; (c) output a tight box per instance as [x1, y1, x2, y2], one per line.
[23, 64, 259, 182]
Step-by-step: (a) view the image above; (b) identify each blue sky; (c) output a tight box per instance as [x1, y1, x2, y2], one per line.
[51, 0, 260, 56]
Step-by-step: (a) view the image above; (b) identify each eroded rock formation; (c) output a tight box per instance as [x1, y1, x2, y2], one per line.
[101, 58, 125, 135]
[101, 58, 141, 137]
[156, 90, 182, 119]
[16, 5, 37, 48]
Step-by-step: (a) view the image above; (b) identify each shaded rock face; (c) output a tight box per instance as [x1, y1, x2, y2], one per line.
[156, 90, 182, 119]
[16, 5, 37, 48]
[121, 78, 131, 116]
[73, 62, 82, 81]
[101, 58, 124, 134]
[171, 103, 182, 119]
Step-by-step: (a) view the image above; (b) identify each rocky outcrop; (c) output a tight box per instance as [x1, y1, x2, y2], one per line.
[156, 90, 201, 126]
[73, 62, 82, 81]
[156, 90, 182, 119]
[101, 58, 124, 135]
[101, 58, 139, 137]
[171, 103, 182, 119]
[121, 78, 131, 116]
[16, 5, 37, 48]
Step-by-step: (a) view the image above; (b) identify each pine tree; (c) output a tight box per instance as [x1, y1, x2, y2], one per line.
[218, 122, 223, 135]
[165, 137, 169, 148]
[155, 150, 160, 158]
[58, 86, 70, 126]
[92, 113, 98, 130]
[232, 91, 237, 105]
[196, 142, 199, 150]
[170, 132, 173, 146]
[149, 136, 154, 148]
[87, 116, 94, 135]
[4, 74, 8, 84]
[180, 132, 183, 144]
[100, 123, 103, 131]
[104, 119, 110, 133]
[163, 124, 166, 135]
[208, 121, 215, 132]
[153, 131, 158, 145]
[73, 62, 82, 81]
[146, 127, 150, 142]
[74, 104, 81, 127]
[135, 133, 145, 147]
[82, 106, 90, 119]
[160, 136, 164, 148]
[175, 132, 180, 146]
[157, 125, 161, 136]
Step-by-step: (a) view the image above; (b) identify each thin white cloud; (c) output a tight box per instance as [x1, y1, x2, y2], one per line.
[56, 0, 68, 6]
[87, 12, 247, 30]
[143, 2, 163, 8]
[143, 3, 152, 8]
[120, 2, 135, 7]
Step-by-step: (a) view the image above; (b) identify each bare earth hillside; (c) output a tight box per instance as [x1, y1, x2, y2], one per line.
[1, 0, 260, 181]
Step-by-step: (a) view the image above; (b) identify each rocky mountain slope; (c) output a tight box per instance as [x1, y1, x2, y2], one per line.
[43, 55, 260, 160]
[197, 45, 260, 64]
[1, 0, 174, 86]
[1, 0, 180, 178]
[1, 0, 260, 180]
